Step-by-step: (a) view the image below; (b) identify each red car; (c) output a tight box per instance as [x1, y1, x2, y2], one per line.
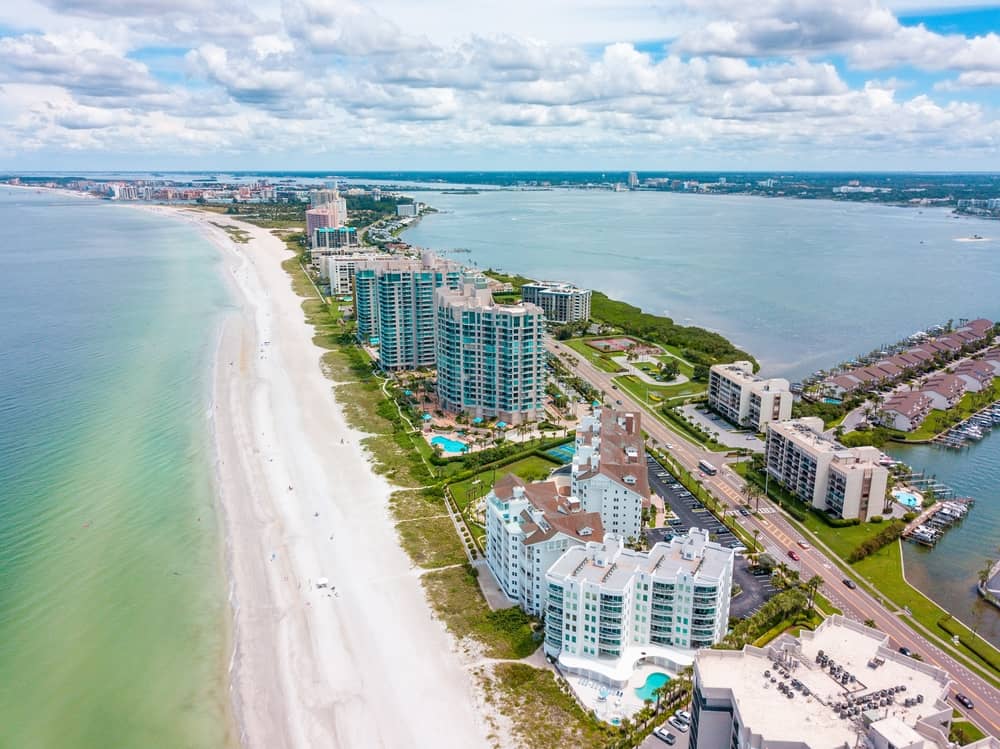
[788, 550, 800, 561]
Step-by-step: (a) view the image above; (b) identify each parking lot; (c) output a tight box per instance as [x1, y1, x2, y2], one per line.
[644, 453, 777, 620]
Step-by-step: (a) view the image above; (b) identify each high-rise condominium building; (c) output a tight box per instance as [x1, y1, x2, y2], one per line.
[320, 252, 389, 296]
[708, 361, 793, 431]
[571, 409, 648, 540]
[544, 531, 734, 686]
[691, 616, 970, 749]
[305, 189, 348, 246]
[434, 277, 545, 425]
[354, 252, 463, 370]
[765, 417, 889, 521]
[520, 281, 592, 324]
[485, 473, 604, 616]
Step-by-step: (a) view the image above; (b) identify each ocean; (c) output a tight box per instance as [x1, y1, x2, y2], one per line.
[0, 189, 233, 747]
[403, 187, 1000, 644]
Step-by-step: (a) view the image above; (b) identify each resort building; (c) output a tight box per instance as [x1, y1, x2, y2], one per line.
[571, 408, 649, 540]
[708, 361, 793, 431]
[543, 531, 734, 686]
[305, 190, 348, 246]
[434, 276, 545, 425]
[320, 252, 389, 296]
[484, 474, 604, 617]
[765, 417, 889, 521]
[354, 251, 464, 369]
[979, 348, 1000, 375]
[312, 225, 360, 251]
[521, 281, 592, 324]
[880, 392, 933, 432]
[690, 615, 978, 749]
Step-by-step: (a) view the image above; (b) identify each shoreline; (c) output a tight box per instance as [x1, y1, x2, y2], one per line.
[139, 205, 491, 748]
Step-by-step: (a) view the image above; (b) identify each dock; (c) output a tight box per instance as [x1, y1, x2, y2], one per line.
[932, 401, 1000, 449]
[901, 497, 974, 547]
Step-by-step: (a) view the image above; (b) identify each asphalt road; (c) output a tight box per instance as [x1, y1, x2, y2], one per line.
[548, 338, 1000, 738]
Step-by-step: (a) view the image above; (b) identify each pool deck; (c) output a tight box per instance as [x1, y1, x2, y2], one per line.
[566, 662, 672, 722]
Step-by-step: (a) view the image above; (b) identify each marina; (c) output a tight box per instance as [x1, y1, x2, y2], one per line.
[932, 402, 1000, 448]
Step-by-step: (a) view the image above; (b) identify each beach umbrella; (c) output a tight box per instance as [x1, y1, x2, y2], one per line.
[496, 421, 507, 429]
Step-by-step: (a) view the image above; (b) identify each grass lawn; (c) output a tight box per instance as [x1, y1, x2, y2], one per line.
[449, 454, 562, 511]
[564, 338, 625, 373]
[388, 487, 447, 522]
[421, 564, 538, 659]
[613, 374, 705, 404]
[478, 663, 616, 749]
[950, 719, 987, 744]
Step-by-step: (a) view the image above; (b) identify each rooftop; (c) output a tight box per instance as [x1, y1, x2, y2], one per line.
[573, 409, 650, 497]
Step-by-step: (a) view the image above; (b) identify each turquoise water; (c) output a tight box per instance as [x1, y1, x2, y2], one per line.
[404, 191, 999, 379]
[431, 435, 468, 452]
[893, 490, 920, 508]
[635, 672, 670, 701]
[0, 189, 234, 747]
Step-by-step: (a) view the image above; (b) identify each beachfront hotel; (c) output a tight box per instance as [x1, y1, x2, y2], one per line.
[708, 361, 793, 432]
[691, 616, 994, 749]
[521, 281, 592, 324]
[485, 474, 604, 616]
[305, 189, 348, 247]
[354, 251, 463, 370]
[571, 408, 649, 540]
[765, 417, 889, 522]
[434, 276, 545, 425]
[543, 531, 734, 686]
[312, 225, 360, 251]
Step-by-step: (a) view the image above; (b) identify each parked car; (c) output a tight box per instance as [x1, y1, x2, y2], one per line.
[675, 709, 691, 724]
[738, 508, 751, 516]
[667, 716, 689, 732]
[842, 578, 857, 590]
[653, 727, 676, 744]
[955, 693, 975, 710]
[788, 550, 800, 561]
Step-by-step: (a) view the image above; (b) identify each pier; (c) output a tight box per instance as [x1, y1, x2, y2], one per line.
[932, 401, 1000, 449]
[901, 497, 974, 547]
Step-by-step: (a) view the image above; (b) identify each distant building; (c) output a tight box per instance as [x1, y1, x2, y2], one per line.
[708, 361, 793, 431]
[396, 203, 418, 217]
[692, 615, 967, 749]
[521, 281, 592, 324]
[765, 417, 889, 521]
[571, 408, 649, 540]
[544, 530, 734, 686]
[485, 473, 604, 616]
[354, 251, 463, 369]
[434, 276, 545, 425]
[627, 171, 639, 189]
[312, 225, 360, 250]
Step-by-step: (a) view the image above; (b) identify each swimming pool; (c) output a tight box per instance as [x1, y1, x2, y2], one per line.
[893, 489, 920, 508]
[431, 435, 468, 453]
[634, 672, 670, 702]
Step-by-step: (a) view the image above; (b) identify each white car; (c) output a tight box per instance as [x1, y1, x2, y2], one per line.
[653, 727, 676, 744]
[675, 709, 691, 723]
[667, 715, 689, 732]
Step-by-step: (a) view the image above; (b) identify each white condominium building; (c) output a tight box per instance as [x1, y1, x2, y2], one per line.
[708, 361, 793, 431]
[485, 474, 604, 616]
[521, 281, 592, 324]
[765, 417, 889, 521]
[691, 616, 979, 749]
[544, 531, 734, 686]
[571, 409, 649, 540]
[435, 276, 545, 425]
[320, 252, 389, 296]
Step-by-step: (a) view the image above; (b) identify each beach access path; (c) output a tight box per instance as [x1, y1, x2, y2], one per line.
[151, 207, 490, 749]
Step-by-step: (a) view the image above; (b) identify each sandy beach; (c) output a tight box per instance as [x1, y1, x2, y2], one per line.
[148, 207, 490, 748]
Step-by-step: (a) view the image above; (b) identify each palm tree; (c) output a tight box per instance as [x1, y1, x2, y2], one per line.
[752, 528, 761, 553]
[978, 558, 995, 586]
[805, 574, 824, 610]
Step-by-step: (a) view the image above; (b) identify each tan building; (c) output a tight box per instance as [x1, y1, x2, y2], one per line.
[765, 417, 889, 521]
[708, 361, 793, 431]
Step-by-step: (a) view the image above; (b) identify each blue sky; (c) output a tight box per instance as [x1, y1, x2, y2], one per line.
[0, 0, 998, 170]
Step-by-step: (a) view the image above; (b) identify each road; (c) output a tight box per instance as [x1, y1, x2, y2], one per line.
[548, 339, 1000, 738]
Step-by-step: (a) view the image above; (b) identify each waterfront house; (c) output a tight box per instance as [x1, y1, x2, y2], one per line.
[953, 360, 995, 392]
[958, 317, 995, 340]
[921, 373, 966, 410]
[906, 348, 935, 364]
[825, 374, 863, 397]
[880, 392, 933, 431]
[979, 348, 1000, 375]
[873, 361, 903, 379]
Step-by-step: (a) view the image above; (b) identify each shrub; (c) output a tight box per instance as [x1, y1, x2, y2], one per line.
[869, 515, 884, 524]
[848, 521, 906, 562]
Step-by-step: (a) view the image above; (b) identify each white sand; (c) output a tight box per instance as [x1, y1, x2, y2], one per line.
[146, 207, 491, 748]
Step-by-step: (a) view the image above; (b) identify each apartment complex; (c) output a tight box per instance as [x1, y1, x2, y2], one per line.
[571, 408, 649, 540]
[521, 281, 592, 324]
[312, 225, 360, 251]
[485, 474, 604, 616]
[544, 531, 734, 686]
[765, 417, 889, 521]
[354, 251, 463, 370]
[708, 361, 793, 431]
[434, 277, 545, 425]
[305, 189, 348, 246]
[320, 252, 389, 296]
[691, 616, 981, 749]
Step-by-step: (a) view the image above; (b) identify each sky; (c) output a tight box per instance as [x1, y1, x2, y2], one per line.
[0, 0, 999, 171]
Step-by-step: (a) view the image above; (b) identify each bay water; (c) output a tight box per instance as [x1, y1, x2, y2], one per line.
[404, 187, 1000, 642]
[0, 188, 233, 747]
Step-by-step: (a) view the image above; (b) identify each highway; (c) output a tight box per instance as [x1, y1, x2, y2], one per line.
[548, 339, 1000, 738]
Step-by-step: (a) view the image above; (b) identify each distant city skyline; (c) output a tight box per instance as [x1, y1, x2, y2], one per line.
[1, 0, 999, 170]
